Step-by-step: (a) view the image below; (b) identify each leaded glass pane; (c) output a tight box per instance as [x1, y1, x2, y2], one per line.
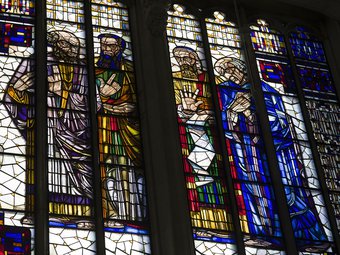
[290, 26, 340, 235]
[46, 1, 96, 253]
[91, 1, 151, 254]
[167, 5, 237, 254]
[251, 20, 335, 253]
[207, 14, 285, 252]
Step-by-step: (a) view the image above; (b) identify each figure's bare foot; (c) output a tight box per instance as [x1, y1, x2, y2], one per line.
[207, 231, 230, 238]
[104, 220, 124, 228]
[76, 220, 95, 229]
[304, 243, 331, 253]
[195, 231, 212, 238]
[244, 238, 272, 247]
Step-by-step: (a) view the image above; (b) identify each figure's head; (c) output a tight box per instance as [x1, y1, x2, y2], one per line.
[173, 46, 202, 78]
[98, 34, 126, 58]
[47, 30, 80, 62]
[214, 57, 247, 85]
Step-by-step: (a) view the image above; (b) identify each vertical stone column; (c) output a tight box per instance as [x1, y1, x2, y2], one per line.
[128, 0, 195, 254]
[83, 1, 105, 254]
[35, 0, 49, 254]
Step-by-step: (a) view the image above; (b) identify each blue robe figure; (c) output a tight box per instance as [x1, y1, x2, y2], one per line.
[262, 81, 327, 244]
[218, 80, 282, 243]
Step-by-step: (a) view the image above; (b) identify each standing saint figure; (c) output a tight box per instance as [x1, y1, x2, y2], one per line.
[46, 30, 93, 220]
[4, 53, 35, 222]
[262, 78, 327, 246]
[96, 34, 146, 222]
[173, 46, 231, 232]
[4, 30, 94, 224]
[214, 57, 281, 243]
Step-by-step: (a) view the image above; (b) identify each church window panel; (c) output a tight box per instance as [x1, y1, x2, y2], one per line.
[251, 19, 335, 253]
[250, 19, 286, 56]
[167, 5, 237, 255]
[0, 1, 339, 254]
[0, 0, 152, 253]
[290, 27, 326, 63]
[46, 0, 84, 23]
[290, 26, 340, 235]
[297, 65, 336, 97]
[0, 0, 35, 253]
[49, 228, 96, 254]
[91, 1, 150, 254]
[46, 0, 97, 253]
[206, 13, 285, 253]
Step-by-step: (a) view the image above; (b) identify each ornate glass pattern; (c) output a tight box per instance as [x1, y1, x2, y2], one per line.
[46, 0, 84, 23]
[46, 1, 96, 253]
[290, 26, 340, 234]
[206, 13, 284, 252]
[0, 0, 34, 15]
[251, 20, 335, 253]
[0, 0, 35, 253]
[91, 1, 150, 254]
[250, 19, 286, 55]
[167, 5, 237, 254]
[290, 27, 326, 63]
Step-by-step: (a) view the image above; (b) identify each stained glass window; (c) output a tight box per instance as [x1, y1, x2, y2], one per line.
[207, 13, 285, 255]
[167, 5, 237, 255]
[45, 0, 97, 253]
[91, 1, 150, 254]
[250, 19, 335, 253]
[0, 1, 339, 255]
[0, 0, 35, 253]
[290, 26, 340, 235]
[0, 0, 150, 254]
[249, 19, 286, 55]
[44, 0, 151, 254]
[167, 5, 340, 254]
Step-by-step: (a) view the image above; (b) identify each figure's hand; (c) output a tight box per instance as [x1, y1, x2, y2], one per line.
[48, 66, 62, 95]
[229, 92, 251, 113]
[178, 87, 213, 124]
[103, 102, 135, 114]
[179, 86, 203, 115]
[98, 73, 121, 97]
[12, 72, 34, 91]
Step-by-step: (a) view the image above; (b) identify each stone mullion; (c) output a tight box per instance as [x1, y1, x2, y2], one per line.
[284, 31, 340, 253]
[83, 1, 106, 254]
[35, 0, 49, 254]
[199, 14, 247, 255]
[130, 0, 196, 254]
[236, 5, 299, 255]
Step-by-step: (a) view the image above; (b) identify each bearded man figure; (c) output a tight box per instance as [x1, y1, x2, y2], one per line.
[214, 57, 281, 244]
[95, 34, 146, 223]
[173, 46, 232, 232]
[4, 30, 94, 226]
[46, 30, 93, 223]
